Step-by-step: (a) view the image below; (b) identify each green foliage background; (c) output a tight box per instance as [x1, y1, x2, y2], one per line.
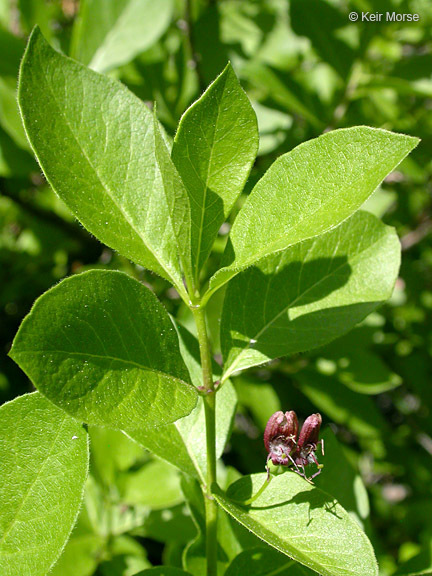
[1, 0, 431, 574]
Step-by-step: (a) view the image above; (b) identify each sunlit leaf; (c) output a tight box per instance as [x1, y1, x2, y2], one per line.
[18, 28, 192, 299]
[72, 0, 174, 72]
[0, 393, 89, 576]
[207, 127, 417, 301]
[10, 270, 197, 430]
[172, 62, 258, 279]
[213, 473, 378, 576]
[221, 211, 400, 380]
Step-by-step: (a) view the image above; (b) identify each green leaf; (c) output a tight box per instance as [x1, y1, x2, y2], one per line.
[315, 430, 370, 531]
[71, 0, 174, 72]
[18, 28, 192, 299]
[153, 113, 194, 289]
[119, 460, 183, 509]
[127, 420, 197, 479]
[10, 270, 197, 430]
[128, 324, 236, 481]
[83, 475, 148, 538]
[89, 427, 144, 488]
[213, 473, 378, 576]
[207, 127, 418, 301]
[172, 63, 258, 280]
[225, 547, 315, 575]
[50, 512, 105, 576]
[221, 211, 400, 380]
[0, 392, 89, 576]
[51, 533, 104, 576]
[98, 534, 151, 575]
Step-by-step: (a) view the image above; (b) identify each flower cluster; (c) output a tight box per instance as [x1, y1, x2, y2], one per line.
[264, 411, 324, 481]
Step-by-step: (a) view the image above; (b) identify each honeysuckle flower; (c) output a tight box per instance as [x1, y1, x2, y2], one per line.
[293, 413, 324, 481]
[264, 410, 324, 482]
[264, 410, 298, 466]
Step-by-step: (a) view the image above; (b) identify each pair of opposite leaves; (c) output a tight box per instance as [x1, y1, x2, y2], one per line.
[11, 28, 418, 434]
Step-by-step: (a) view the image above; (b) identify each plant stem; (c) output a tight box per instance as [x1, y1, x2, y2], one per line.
[192, 304, 218, 576]
[193, 305, 213, 391]
[204, 392, 218, 575]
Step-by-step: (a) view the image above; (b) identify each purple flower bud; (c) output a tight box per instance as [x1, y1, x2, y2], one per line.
[264, 410, 298, 466]
[292, 413, 324, 482]
[297, 413, 322, 448]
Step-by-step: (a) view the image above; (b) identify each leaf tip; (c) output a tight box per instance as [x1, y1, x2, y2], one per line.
[21, 24, 48, 62]
[27, 23, 43, 42]
[222, 60, 234, 76]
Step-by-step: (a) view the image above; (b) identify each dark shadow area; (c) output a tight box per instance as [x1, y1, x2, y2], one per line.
[195, 4, 229, 85]
[0, 28, 25, 77]
[393, 541, 432, 576]
[295, 368, 390, 439]
[242, 63, 328, 130]
[290, 0, 357, 80]
[250, 488, 339, 515]
[0, 130, 36, 176]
